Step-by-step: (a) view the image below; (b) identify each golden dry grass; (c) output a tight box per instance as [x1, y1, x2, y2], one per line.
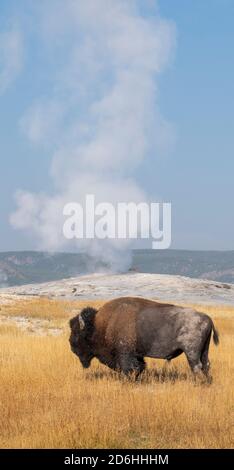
[0, 298, 233, 449]
[0, 297, 104, 321]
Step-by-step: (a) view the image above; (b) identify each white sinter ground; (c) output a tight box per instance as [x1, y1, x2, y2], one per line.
[0, 272, 234, 305]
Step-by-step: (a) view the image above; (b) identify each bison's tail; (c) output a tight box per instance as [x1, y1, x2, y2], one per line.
[212, 322, 220, 346]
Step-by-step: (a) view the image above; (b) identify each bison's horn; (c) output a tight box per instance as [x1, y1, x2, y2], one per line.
[79, 314, 85, 330]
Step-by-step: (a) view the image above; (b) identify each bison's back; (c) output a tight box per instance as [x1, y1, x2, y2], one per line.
[94, 297, 211, 359]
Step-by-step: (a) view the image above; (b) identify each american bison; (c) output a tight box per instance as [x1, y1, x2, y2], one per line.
[69, 297, 219, 379]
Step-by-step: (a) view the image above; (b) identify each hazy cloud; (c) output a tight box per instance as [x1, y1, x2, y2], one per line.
[20, 100, 65, 145]
[0, 28, 24, 94]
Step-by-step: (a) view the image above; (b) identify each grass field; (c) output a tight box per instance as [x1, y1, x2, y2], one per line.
[0, 298, 233, 448]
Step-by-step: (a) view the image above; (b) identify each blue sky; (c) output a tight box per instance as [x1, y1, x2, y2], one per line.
[0, 0, 233, 252]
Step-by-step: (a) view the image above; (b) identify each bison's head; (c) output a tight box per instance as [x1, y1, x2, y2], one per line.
[69, 307, 97, 368]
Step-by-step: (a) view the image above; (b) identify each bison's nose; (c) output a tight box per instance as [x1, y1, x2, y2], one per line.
[79, 357, 91, 368]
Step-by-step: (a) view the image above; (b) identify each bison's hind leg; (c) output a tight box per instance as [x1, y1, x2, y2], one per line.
[118, 353, 146, 380]
[184, 350, 203, 378]
[201, 330, 212, 378]
[185, 337, 212, 383]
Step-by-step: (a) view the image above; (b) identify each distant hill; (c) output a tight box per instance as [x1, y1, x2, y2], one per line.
[0, 251, 107, 287]
[131, 249, 234, 283]
[0, 249, 234, 287]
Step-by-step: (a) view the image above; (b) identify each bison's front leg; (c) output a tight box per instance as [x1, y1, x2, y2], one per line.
[117, 353, 145, 379]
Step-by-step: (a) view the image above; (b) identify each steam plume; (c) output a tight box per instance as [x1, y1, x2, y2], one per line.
[10, 0, 176, 271]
